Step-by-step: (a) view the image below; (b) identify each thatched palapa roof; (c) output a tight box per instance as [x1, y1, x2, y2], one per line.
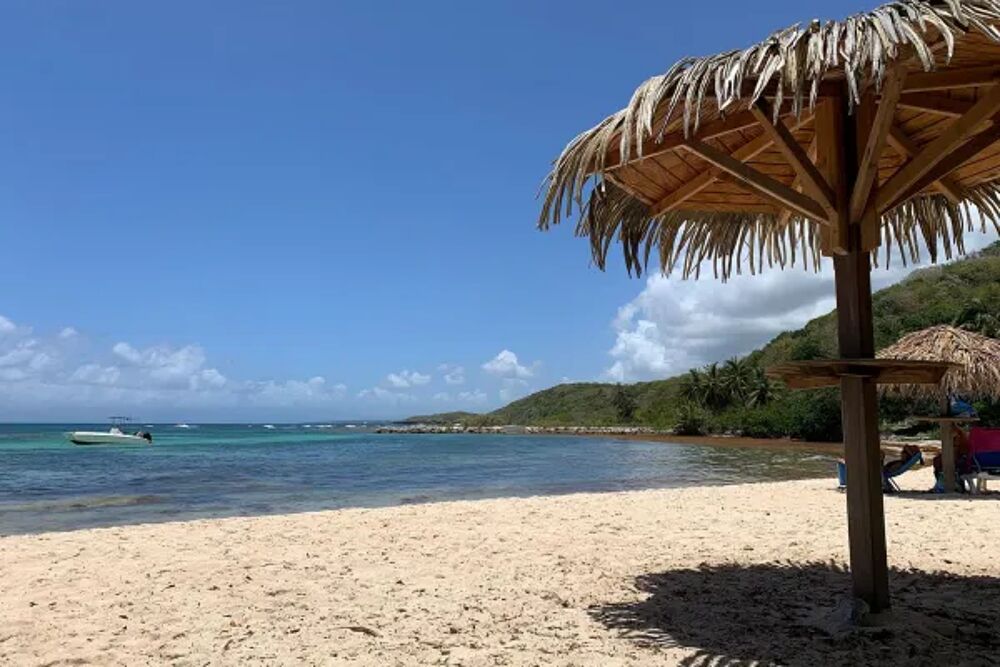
[539, 1, 1000, 279]
[878, 324, 1000, 399]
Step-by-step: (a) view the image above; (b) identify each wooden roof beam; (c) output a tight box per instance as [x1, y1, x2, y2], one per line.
[647, 113, 813, 216]
[882, 118, 1000, 212]
[886, 125, 963, 203]
[751, 99, 835, 215]
[896, 93, 975, 118]
[681, 138, 829, 223]
[603, 87, 842, 171]
[603, 171, 654, 206]
[902, 65, 1000, 93]
[876, 84, 1000, 213]
[851, 70, 905, 223]
[777, 139, 819, 227]
[603, 109, 760, 171]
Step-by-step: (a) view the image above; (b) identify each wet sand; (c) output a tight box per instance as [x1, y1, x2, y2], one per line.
[2, 467, 998, 666]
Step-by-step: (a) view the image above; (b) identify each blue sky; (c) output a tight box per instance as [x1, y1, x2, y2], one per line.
[0, 0, 996, 421]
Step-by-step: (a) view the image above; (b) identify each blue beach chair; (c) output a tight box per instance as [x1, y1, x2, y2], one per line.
[883, 447, 924, 493]
[835, 447, 924, 493]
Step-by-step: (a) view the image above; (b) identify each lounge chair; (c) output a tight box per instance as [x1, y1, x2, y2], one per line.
[961, 428, 1000, 494]
[882, 448, 923, 493]
[835, 447, 923, 493]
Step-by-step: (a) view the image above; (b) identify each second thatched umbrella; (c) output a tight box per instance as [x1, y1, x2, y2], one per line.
[878, 325, 1000, 401]
[878, 325, 1000, 490]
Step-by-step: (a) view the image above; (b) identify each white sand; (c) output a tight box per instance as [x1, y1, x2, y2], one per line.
[3, 467, 999, 666]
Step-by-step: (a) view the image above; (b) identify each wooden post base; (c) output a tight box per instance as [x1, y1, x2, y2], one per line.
[840, 375, 891, 612]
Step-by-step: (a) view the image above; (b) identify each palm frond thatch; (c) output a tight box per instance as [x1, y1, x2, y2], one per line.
[539, 0, 1000, 279]
[878, 324, 1000, 399]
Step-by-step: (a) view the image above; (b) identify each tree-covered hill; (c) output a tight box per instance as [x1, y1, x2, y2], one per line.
[410, 242, 1000, 440]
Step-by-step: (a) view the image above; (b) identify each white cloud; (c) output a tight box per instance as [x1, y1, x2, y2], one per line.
[358, 386, 415, 403]
[482, 349, 534, 379]
[433, 391, 451, 402]
[70, 363, 121, 386]
[0, 315, 349, 417]
[386, 369, 431, 388]
[244, 377, 346, 406]
[439, 364, 466, 385]
[113, 342, 224, 390]
[457, 389, 488, 404]
[606, 228, 1000, 382]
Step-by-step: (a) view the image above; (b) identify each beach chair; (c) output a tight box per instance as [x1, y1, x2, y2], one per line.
[883, 448, 923, 493]
[835, 448, 923, 493]
[961, 428, 1000, 494]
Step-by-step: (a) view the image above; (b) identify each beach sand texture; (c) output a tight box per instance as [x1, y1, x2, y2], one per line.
[3, 467, 999, 666]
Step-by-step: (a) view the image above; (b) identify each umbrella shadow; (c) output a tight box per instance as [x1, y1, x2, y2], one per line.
[590, 561, 1000, 666]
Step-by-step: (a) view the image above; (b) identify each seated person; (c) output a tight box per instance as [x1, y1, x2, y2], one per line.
[883, 444, 922, 477]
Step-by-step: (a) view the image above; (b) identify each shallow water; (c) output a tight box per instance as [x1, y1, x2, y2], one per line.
[0, 423, 837, 535]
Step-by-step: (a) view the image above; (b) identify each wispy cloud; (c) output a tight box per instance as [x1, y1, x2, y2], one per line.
[482, 350, 534, 379]
[438, 363, 466, 385]
[0, 314, 349, 418]
[386, 369, 431, 388]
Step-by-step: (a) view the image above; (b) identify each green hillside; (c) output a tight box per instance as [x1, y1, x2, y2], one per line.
[403, 411, 481, 425]
[411, 242, 1000, 441]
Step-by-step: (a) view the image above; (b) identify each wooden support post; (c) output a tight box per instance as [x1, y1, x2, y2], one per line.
[939, 397, 957, 492]
[829, 91, 892, 614]
[941, 421, 957, 492]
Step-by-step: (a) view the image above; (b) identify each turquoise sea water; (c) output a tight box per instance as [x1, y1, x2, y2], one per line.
[0, 423, 837, 535]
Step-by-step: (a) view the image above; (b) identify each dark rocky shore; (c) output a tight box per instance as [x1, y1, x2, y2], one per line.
[375, 424, 663, 435]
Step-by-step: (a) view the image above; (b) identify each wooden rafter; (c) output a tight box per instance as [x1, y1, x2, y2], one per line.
[851, 70, 905, 222]
[681, 139, 829, 223]
[902, 65, 1000, 92]
[876, 84, 1000, 213]
[777, 138, 819, 227]
[883, 118, 1000, 211]
[751, 99, 835, 214]
[886, 125, 963, 203]
[604, 108, 766, 171]
[648, 113, 813, 216]
[896, 93, 975, 118]
[603, 171, 654, 206]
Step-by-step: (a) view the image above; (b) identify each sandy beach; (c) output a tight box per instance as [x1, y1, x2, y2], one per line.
[3, 467, 999, 666]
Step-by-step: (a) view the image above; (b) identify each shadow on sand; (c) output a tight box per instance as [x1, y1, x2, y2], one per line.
[591, 562, 1000, 666]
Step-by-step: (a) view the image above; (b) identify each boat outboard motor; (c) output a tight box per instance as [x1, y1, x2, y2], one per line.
[139, 431, 153, 443]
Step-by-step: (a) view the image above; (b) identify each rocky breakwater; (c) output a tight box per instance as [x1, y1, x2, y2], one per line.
[375, 424, 665, 436]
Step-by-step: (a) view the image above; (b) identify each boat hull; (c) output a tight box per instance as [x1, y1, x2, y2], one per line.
[67, 432, 151, 446]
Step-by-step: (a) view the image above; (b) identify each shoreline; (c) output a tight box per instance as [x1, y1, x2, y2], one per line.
[3, 468, 998, 665]
[379, 424, 922, 457]
[576, 431, 845, 454]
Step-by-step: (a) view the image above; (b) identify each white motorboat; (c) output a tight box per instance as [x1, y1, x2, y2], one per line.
[67, 417, 152, 446]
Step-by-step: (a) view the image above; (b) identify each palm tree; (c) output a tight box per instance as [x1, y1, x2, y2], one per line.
[745, 366, 777, 407]
[722, 357, 754, 404]
[952, 298, 1000, 338]
[679, 369, 705, 405]
[701, 362, 729, 409]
